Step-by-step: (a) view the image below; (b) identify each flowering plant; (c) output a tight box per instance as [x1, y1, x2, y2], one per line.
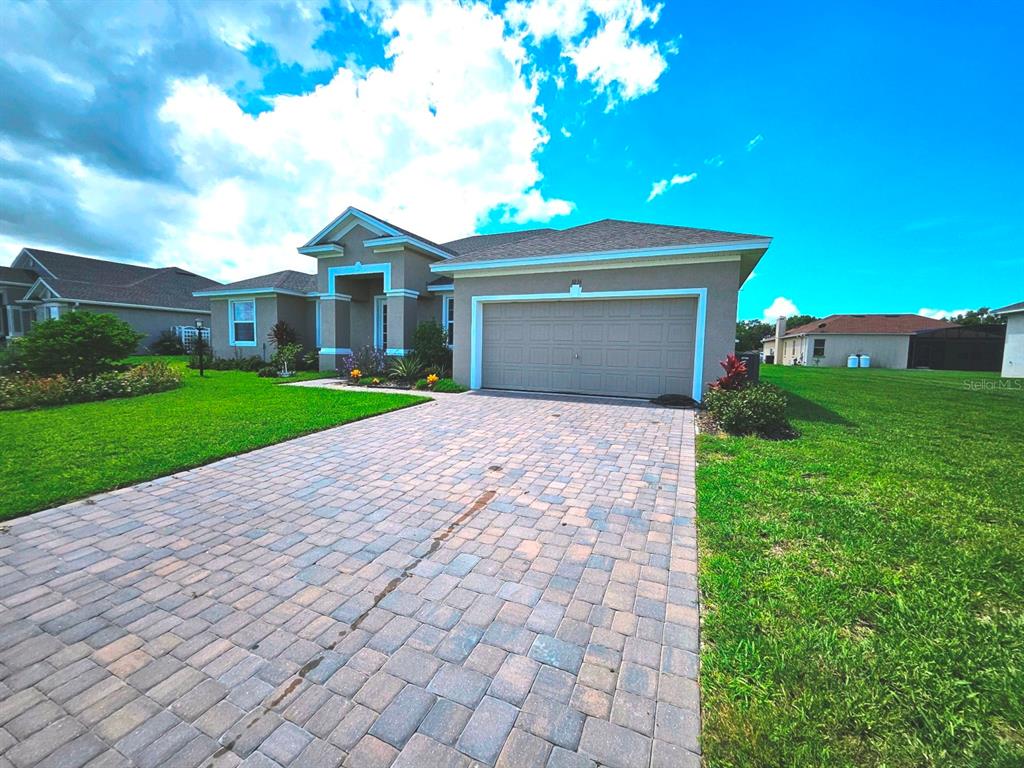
[710, 354, 748, 391]
[426, 373, 439, 388]
[349, 368, 362, 380]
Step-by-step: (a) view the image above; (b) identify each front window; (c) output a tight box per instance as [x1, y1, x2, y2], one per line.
[813, 338, 826, 357]
[47, 305, 60, 320]
[443, 295, 454, 346]
[230, 299, 256, 345]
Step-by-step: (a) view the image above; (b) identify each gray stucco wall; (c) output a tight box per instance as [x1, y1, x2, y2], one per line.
[1002, 312, 1024, 378]
[765, 333, 912, 368]
[209, 296, 279, 361]
[449, 259, 742, 396]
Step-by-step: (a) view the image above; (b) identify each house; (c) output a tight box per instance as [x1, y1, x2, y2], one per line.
[199, 206, 771, 400]
[1, 248, 220, 349]
[762, 314, 953, 368]
[995, 301, 1024, 377]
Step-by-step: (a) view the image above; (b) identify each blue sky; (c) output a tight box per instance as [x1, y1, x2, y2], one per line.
[1, 0, 1021, 321]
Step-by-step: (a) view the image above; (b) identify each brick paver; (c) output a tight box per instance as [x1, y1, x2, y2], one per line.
[0, 390, 698, 766]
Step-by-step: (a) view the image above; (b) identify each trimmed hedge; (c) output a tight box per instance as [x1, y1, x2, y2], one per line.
[0, 361, 183, 410]
[702, 382, 793, 437]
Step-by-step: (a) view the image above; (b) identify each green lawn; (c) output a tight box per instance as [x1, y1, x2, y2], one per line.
[698, 367, 1024, 768]
[0, 360, 427, 520]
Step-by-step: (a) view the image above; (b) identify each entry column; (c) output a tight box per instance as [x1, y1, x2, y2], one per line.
[318, 294, 352, 371]
[385, 290, 419, 356]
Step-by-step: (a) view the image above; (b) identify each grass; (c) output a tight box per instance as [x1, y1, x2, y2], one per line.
[697, 367, 1024, 767]
[0, 358, 427, 520]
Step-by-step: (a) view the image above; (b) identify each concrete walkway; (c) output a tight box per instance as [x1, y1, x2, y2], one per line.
[0, 390, 699, 768]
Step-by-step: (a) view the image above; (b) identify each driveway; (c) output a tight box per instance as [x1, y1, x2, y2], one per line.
[0, 391, 699, 768]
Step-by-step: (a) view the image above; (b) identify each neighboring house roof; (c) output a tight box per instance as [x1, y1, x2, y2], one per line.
[437, 218, 770, 266]
[427, 276, 453, 289]
[994, 300, 1024, 315]
[194, 270, 317, 297]
[768, 314, 953, 341]
[0, 266, 38, 285]
[15, 248, 219, 311]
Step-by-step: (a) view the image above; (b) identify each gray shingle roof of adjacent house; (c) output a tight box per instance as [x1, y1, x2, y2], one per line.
[0, 266, 38, 285]
[18, 248, 220, 310]
[441, 228, 556, 255]
[198, 270, 317, 295]
[995, 300, 1024, 314]
[437, 218, 770, 265]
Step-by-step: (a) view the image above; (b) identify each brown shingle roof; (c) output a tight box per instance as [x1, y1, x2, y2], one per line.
[0, 266, 38, 285]
[439, 218, 769, 265]
[780, 314, 953, 338]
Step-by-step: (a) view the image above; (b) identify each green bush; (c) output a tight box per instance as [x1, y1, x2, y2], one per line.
[271, 343, 303, 373]
[150, 330, 185, 355]
[413, 378, 429, 390]
[410, 321, 451, 372]
[0, 361, 183, 410]
[389, 354, 424, 383]
[432, 378, 467, 393]
[0, 341, 24, 375]
[190, 355, 264, 372]
[257, 366, 277, 378]
[19, 312, 144, 377]
[702, 382, 793, 437]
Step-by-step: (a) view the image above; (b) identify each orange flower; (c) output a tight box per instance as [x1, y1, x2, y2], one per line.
[350, 368, 362, 379]
[426, 373, 439, 385]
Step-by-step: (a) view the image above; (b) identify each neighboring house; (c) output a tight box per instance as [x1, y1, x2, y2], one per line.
[995, 301, 1024, 377]
[1, 248, 220, 349]
[199, 206, 771, 400]
[762, 314, 953, 368]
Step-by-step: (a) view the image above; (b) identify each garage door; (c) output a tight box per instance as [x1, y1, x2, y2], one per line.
[481, 298, 697, 398]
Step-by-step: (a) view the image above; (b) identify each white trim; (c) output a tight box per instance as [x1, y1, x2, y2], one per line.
[228, 298, 257, 347]
[16, 249, 57, 279]
[469, 287, 708, 402]
[432, 239, 770, 274]
[364, 236, 452, 261]
[0, 280, 33, 288]
[316, 293, 352, 301]
[373, 294, 387, 350]
[297, 244, 345, 256]
[386, 348, 409, 356]
[385, 288, 419, 299]
[319, 347, 352, 355]
[434, 252, 742, 279]
[995, 305, 1024, 316]
[327, 262, 392, 293]
[45, 297, 212, 314]
[300, 207, 396, 249]
[315, 301, 321, 348]
[194, 287, 313, 298]
[23, 277, 61, 300]
[427, 283, 454, 292]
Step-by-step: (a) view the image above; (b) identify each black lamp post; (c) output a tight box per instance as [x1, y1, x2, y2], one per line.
[195, 319, 205, 377]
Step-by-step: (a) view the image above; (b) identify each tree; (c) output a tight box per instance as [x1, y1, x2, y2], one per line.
[20, 312, 144, 377]
[951, 308, 1006, 326]
[736, 320, 772, 351]
[785, 314, 819, 330]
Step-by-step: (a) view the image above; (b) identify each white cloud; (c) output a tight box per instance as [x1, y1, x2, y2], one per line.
[504, 0, 670, 108]
[646, 171, 697, 202]
[560, 126, 572, 138]
[151, 0, 575, 280]
[919, 307, 969, 320]
[746, 133, 764, 151]
[704, 154, 724, 167]
[762, 296, 800, 322]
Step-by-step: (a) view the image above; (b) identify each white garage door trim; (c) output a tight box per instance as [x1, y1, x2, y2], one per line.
[470, 287, 708, 401]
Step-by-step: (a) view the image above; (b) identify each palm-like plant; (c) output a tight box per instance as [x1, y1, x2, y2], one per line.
[388, 354, 424, 384]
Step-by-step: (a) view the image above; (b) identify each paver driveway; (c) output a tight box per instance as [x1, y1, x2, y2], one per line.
[0, 391, 699, 768]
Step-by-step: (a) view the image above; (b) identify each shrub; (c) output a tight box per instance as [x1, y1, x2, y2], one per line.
[358, 376, 377, 386]
[702, 383, 792, 437]
[300, 349, 320, 371]
[19, 312, 144, 377]
[389, 355, 424, 383]
[340, 346, 387, 377]
[413, 378, 429, 390]
[268, 320, 297, 349]
[432, 378, 467, 393]
[150, 330, 185, 355]
[0, 341, 25, 375]
[190, 355, 263, 371]
[257, 366, 277, 378]
[711, 353, 748, 391]
[0, 361, 183, 410]
[411, 321, 451, 372]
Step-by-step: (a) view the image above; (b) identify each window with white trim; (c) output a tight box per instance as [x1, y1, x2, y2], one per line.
[442, 295, 454, 346]
[813, 338, 826, 357]
[230, 299, 256, 345]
